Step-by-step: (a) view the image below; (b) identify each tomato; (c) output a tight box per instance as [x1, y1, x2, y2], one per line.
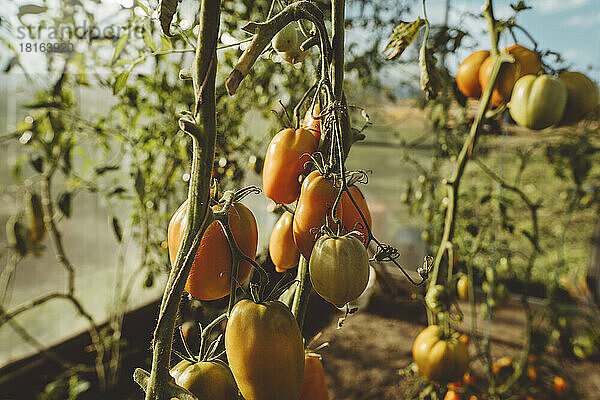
[300, 355, 329, 400]
[293, 170, 342, 259]
[169, 359, 238, 400]
[263, 128, 317, 204]
[457, 276, 469, 301]
[558, 71, 600, 125]
[456, 50, 490, 98]
[553, 376, 567, 396]
[462, 372, 473, 385]
[509, 74, 567, 130]
[478, 44, 541, 107]
[269, 211, 300, 270]
[168, 200, 258, 300]
[444, 390, 461, 400]
[527, 365, 537, 380]
[412, 325, 470, 383]
[340, 185, 372, 247]
[302, 104, 321, 144]
[272, 23, 299, 53]
[225, 299, 304, 400]
[425, 284, 451, 314]
[27, 192, 45, 242]
[308, 233, 369, 307]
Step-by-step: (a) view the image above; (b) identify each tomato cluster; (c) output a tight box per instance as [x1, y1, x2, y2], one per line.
[456, 45, 599, 130]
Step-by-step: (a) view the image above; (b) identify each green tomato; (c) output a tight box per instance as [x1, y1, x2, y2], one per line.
[271, 23, 298, 53]
[169, 360, 238, 400]
[558, 71, 599, 125]
[509, 74, 567, 130]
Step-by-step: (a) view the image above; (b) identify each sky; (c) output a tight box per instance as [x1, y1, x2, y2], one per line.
[410, 0, 600, 80]
[2, 0, 599, 82]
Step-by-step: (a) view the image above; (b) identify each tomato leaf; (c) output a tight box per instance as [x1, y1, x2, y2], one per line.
[142, 28, 155, 52]
[113, 71, 129, 95]
[111, 33, 129, 65]
[58, 192, 72, 218]
[134, 168, 145, 200]
[159, 0, 183, 37]
[112, 216, 123, 242]
[419, 45, 442, 101]
[382, 18, 424, 61]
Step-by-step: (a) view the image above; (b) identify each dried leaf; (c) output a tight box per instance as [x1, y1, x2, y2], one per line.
[419, 45, 442, 101]
[382, 18, 424, 60]
[159, 0, 183, 37]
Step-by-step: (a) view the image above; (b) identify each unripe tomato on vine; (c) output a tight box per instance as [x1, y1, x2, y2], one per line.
[293, 170, 343, 259]
[412, 325, 470, 384]
[225, 299, 305, 400]
[509, 74, 567, 130]
[169, 359, 238, 400]
[269, 211, 300, 271]
[558, 71, 599, 125]
[272, 22, 308, 64]
[167, 199, 258, 300]
[309, 233, 370, 307]
[263, 128, 317, 205]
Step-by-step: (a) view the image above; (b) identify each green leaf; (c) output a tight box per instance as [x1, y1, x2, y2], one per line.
[142, 29, 155, 52]
[111, 33, 129, 65]
[382, 18, 424, 61]
[134, 169, 145, 200]
[159, 0, 183, 37]
[111, 59, 132, 68]
[135, 0, 150, 16]
[419, 45, 442, 101]
[112, 216, 123, 242]
[58, 192, 72, 218]
[18, 5, 48, 18]
[113, 71, 129, 95]
[160, 35, 173, 49]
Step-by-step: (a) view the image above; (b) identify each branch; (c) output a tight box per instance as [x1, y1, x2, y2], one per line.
[225, 1, 329, 95]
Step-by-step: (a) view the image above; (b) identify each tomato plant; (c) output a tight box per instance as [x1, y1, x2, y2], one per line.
[293, 170, 342, 259]
[169, 360, 238, 400]
[300, 354, 329, 400]
[263, 128, 318, 205]
[412, 325, 470, 384]
[340, 185, 372, 247]
[558, 71, 600, 125]
[308, 233, 370, 307]
[302, 104, 322, 144]
[225, 299, 304, 400]
[269, 211, 300, 271]
[167, 200, 258, 300]
[509, 74, 567, 130]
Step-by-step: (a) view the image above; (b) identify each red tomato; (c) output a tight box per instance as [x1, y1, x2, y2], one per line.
[293, 170, 343, 259]
[300, 355, 329, 400]
[340, 185, 372, 247]
[269, 211, 300, 270]
[263, 128, 317, 204]
[444, 390, 461, 400]
[167, 200, 258, 300]
[302, 104, 321, 144]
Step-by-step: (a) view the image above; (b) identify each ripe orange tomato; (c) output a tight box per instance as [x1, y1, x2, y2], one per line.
[456, 50, 490, 98]
[309, 233, 370, 307]
[269, 211, 300, 271]
[478, 44, 541, 107]
[169, 360, 238, 400]
[302, 104, 322, 144]
[293, 170, 342, 259]
[444, 390, 461, 400]
[263, 128, 317, 205]
[167, 200, 258, 300]
[412, 325, 470, 384]
[340, 185, 372, 247]
[553, 376, 567, 396]
[558, 71, 600, 125]
[225, 300, 304, 400]
[300, 355, 329, 400]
